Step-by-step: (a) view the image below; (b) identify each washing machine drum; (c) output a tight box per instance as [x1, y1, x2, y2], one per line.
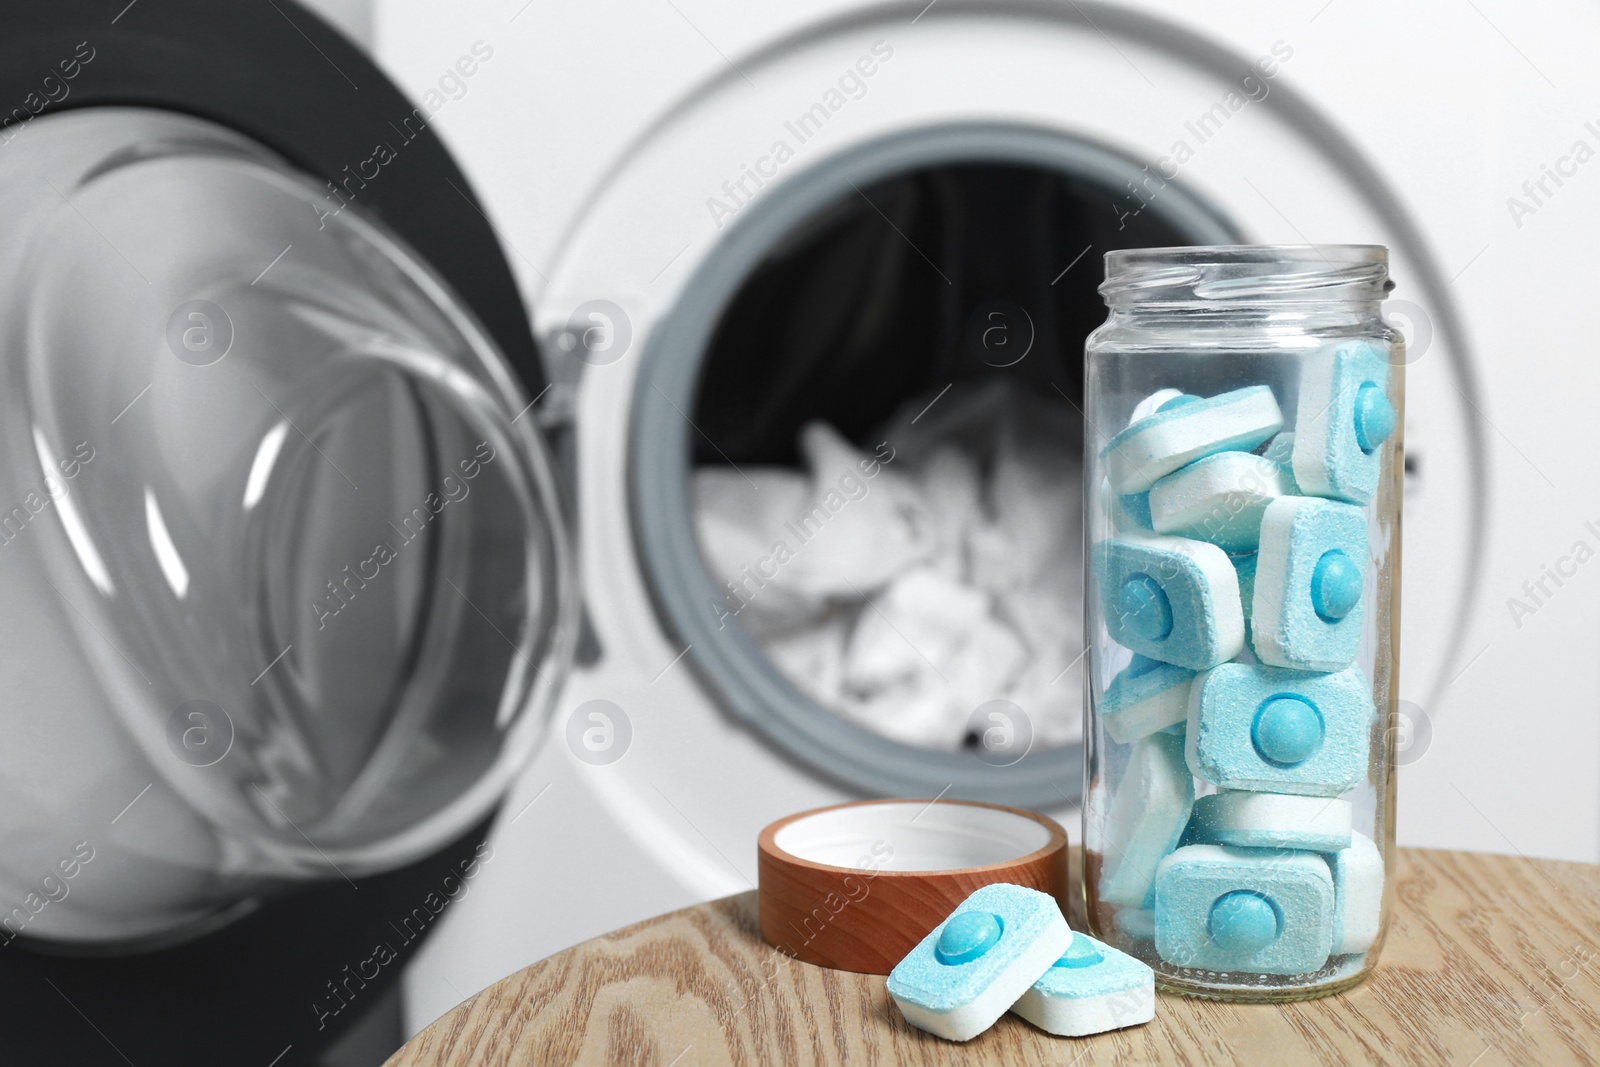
[0, 0, 574, 947]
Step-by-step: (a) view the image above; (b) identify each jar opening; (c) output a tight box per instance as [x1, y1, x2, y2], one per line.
[1099, 245, 1391, 307]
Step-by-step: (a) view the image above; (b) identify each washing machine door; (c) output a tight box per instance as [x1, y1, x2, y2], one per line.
[0, 1, 575, 947]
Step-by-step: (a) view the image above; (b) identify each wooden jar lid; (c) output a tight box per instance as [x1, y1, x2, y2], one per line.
[757, 798, 1070, 975]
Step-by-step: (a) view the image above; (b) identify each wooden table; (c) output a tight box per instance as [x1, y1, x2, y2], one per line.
[389, 849, 1600, 1066]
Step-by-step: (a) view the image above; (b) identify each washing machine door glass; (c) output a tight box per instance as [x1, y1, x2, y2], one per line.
[0, 109, 574, 943]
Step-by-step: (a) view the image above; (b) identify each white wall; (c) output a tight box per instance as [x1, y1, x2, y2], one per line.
[301, 0, 372, 48]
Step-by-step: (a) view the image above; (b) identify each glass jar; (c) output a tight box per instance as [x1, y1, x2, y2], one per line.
[1080, 246, 1401, 1000]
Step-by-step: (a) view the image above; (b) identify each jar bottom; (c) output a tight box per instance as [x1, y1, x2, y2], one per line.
[1153, 955, 1374, 1002]
[1083, 853, 1381, 1001]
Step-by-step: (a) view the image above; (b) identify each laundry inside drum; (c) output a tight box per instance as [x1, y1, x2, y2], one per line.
[688, 161, 1196, 753]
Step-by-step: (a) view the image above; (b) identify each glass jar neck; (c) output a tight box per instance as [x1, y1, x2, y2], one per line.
[1099, 301, 1388, 334]
[1099, 245, 1392, 322]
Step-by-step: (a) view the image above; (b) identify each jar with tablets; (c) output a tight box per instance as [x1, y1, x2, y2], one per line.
[1081, 245, 1401, 1000]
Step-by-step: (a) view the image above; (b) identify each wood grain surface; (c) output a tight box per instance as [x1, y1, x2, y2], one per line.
[388, 848, 1600, 1066]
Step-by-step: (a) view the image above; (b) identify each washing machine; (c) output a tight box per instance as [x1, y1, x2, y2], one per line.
[368, 0, 1600, 1032]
